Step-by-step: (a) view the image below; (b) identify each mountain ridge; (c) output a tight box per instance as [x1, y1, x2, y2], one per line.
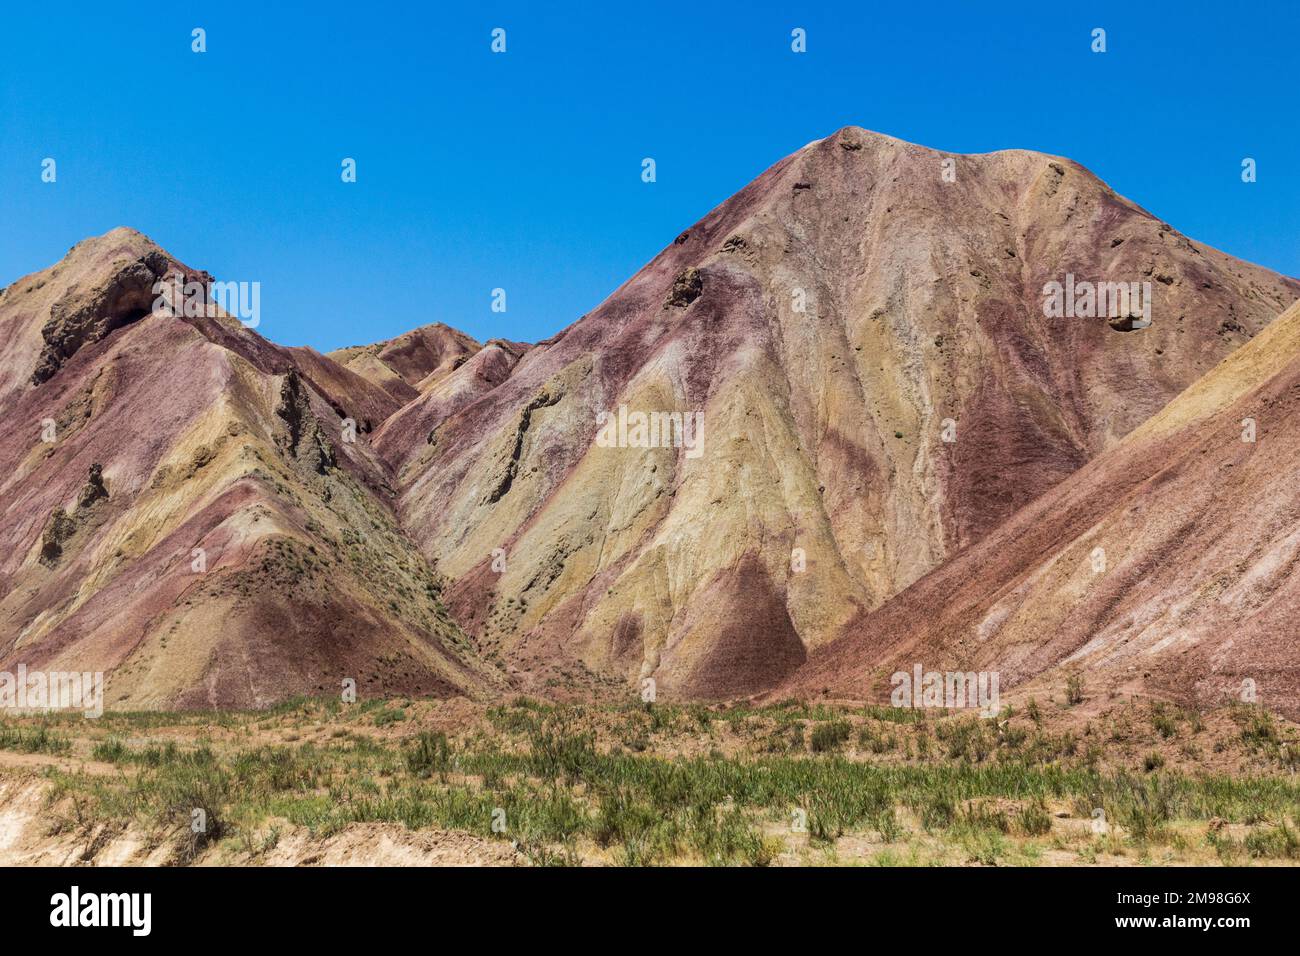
[3, 126, 1298, 709]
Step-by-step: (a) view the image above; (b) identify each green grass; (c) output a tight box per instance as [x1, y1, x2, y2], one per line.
[0, 722, 71, 755]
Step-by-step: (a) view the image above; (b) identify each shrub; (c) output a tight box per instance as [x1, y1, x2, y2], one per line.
[1066, 674, 1085, 706]
[1244, 820, 1300, 860]
[406, 732, 452, 778]
[1017, 800, 1053, 836]
[92, 738, 129, 763]
[810, 721, 851, 753]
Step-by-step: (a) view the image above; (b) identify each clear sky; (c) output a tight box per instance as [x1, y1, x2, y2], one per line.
[2, 1, 1296, 352]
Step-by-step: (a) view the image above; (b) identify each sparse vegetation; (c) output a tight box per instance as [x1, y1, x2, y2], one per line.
[3, 696, 1297, 866]
[0, 722, 71, 755]
[1066, 675, 1084, 706]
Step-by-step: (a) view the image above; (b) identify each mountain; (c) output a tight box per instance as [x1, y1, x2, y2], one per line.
[782, 296, 1300, 716]
[327, 323, 484, 403]
[389, 127, 1299, 698]
[2, 127, 1297, 709]
[0, 228, 502, 708]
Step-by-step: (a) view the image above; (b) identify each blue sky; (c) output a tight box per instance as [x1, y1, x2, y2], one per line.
[2, 1, 1296, 351]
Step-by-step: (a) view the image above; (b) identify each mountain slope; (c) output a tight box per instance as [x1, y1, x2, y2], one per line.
[0, 228, 502, 708]
[389, 127, 1300, 698]
[782, 298, 1300, 715]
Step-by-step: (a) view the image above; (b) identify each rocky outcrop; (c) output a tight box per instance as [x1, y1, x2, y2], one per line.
[76, 463, 108, 509]
[37, 465, 110, 567]
[32, 251, 170, 384]
[485, 387, 561, 504]
[275, 370, 336, 475]
[665, 267, 703, 308]
[34, 465, 109, 568]
[37, 509, 76, 567]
